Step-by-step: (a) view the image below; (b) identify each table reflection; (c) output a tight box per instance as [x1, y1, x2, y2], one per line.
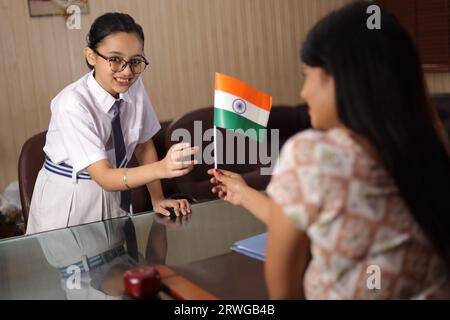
[0, 200, 265, 299]
[38, 217, 167, 299]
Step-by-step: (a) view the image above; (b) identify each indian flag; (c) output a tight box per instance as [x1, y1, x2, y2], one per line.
[214, 73, 272, 141]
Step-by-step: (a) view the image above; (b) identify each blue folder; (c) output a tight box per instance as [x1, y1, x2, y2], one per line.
[231, 233, 267, 261]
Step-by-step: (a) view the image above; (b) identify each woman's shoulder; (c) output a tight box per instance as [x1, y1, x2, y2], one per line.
[283, 128, 366, 170]
[285, 128, 389, 183]
[285, 128, 359, 155]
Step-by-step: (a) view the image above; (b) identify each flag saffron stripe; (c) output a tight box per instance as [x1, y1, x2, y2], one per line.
[214, 90, 270, 127]
[214, 108, 266, 141]
[215, 73, 272, 112]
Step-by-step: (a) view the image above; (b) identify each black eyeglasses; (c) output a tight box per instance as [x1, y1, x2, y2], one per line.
[93, 49, 149, 74]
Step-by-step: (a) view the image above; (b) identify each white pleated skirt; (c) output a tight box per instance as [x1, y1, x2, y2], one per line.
[26, 166, 127, 235]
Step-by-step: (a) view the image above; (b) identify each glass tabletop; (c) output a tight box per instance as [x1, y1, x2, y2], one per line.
[0, 199, 265, 299]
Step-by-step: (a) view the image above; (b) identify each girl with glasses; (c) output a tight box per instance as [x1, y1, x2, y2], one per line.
[27, 13, 197, 234]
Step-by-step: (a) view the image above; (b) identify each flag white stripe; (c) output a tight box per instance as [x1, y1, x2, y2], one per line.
[214, 90, 270, 127]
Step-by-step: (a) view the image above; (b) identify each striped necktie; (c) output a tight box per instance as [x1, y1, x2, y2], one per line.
[111, 99, 132, 212]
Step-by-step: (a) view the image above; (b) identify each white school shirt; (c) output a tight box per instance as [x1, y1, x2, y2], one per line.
[44, 70, 161, 182]
[26, 72, 161, 234]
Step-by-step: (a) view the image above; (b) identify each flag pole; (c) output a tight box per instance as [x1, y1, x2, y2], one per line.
[213, 125, 218, 169]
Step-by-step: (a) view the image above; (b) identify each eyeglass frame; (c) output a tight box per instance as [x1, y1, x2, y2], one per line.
[92, 49, 149, 74]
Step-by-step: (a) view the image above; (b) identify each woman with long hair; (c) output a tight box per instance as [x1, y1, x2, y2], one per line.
[209, 1, 450, 299]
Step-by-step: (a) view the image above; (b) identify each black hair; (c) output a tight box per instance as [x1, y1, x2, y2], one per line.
[301, 1, 450, 265]
[85, 12, 145, 70]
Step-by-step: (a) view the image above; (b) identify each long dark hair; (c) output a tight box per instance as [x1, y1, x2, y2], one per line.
[301, 1, 450, 265]
[85, 12, 145, 69]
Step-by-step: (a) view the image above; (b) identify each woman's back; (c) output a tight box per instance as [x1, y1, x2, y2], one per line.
[267, 128, 450, 299]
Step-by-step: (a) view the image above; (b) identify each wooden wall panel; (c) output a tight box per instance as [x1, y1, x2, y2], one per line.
[1, 0, 450, 190]
[416, 0, 450, 67]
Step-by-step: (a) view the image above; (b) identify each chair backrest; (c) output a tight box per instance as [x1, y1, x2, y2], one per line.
[18, 131, 47, 226]
[164, 105, 310, 200]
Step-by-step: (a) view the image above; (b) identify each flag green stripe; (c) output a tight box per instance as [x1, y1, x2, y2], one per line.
[214, 108, 267, 141]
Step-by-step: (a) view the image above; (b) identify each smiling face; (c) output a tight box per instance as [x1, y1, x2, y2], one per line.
[300, 65, 341, 130]
[85, 32, 145, 98]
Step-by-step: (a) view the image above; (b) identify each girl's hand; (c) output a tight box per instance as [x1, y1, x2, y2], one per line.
[154, 212, 191, 228]
[207, 169, 248, 206]
[152, 198, 192, 217]
[160, 143, 199, 178]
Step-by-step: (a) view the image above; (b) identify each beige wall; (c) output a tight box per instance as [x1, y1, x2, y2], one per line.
[1, 0, 450, 190]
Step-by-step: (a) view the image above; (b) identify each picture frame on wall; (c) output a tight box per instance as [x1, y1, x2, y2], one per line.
[28, 0, 89, 17]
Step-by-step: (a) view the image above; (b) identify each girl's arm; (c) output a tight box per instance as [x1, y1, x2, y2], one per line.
[134, 139, 166, 203]
[133, 139, 191, 216]
[86, 142, 197, 193]
[86, 159, 165, 192]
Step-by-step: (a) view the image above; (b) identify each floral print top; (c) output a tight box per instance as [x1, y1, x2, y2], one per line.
[267, 128, 450, 299]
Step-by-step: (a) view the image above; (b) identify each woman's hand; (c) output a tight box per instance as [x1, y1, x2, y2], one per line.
[160, 143, 199, 178]
[207, 169, 248, 206]
[152, 198, 191, 217]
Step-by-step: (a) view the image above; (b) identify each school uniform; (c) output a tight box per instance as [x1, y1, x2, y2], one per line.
[26, 71, 161, 235]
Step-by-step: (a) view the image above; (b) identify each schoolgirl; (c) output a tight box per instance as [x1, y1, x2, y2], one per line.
[27, 13, 197, 234]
